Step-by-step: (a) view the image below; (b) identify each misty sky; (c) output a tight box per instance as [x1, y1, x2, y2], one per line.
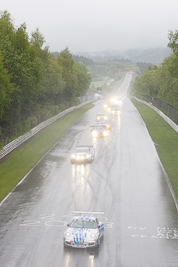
[1, 0, 178, 53]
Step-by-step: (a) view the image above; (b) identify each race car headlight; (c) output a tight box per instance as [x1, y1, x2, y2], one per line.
[76, 155, 81, 160]
[90, 233, 97, 239]
[118, 100, 122, 106]
[92, 131, 98, 137]
[65, 232, 71, 238]
[71, 154, 75, 159]
[104, 131, 108, 136]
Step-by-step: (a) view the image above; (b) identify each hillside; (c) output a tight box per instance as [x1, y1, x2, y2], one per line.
[73, 47, 171, 65]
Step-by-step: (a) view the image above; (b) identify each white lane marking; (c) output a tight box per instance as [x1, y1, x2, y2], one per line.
[19, 220, 40, 226]
[129, 226, 178, 239]
[40, 214, 55, 220]
[45, 220, 67, 227]
[104, 222, 114, 228]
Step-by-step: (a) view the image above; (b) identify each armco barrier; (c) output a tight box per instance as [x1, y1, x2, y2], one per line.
[135, 94, 178, 125]
[134, 97, 178, 133]
[0, 99, 94, 160]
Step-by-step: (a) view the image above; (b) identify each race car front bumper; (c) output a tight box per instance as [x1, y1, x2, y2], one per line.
[64, 238, 99, 248]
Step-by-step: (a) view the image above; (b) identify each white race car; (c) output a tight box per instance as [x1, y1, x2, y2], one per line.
[71, 146, 94, 164]
[64, 211, 104, 248]
[96, 113, 108, 121]
[91, 125, 108, 138]
[110, 106, 121, 115]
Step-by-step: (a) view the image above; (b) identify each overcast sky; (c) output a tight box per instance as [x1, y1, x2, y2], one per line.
[1, 0, 178, 54]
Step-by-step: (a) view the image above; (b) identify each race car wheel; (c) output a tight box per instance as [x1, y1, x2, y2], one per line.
[102, 230, 104, 238]
[96, 239, 100, 248]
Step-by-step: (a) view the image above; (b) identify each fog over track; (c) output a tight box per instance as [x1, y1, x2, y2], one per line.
[0, 74, 178, 267]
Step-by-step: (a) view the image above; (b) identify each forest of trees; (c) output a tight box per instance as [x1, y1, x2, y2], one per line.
[88, 61, 135, 81]
[0, 11, 91, 146]
[132, 30, 178, 108]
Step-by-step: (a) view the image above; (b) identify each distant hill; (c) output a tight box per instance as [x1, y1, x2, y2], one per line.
[72, 55, 94, 66]
[74, 48, 171, 64]
[122, 48, 171, 64]
[51, 47, 171, 65]
[51, 52, 94, 66]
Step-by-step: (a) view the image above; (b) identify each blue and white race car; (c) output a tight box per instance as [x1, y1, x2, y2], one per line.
[97, 120, 111, 130]
[64, 211, 104, 248]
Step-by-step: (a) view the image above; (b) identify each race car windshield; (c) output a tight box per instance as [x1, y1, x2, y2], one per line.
[76, 148, 90, 152]
[93, 127, 104, 130]
[70, 220, 97, 229]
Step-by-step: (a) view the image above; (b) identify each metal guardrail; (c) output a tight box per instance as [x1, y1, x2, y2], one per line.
[136, 95, 178, 125]
[134, 97, 178, 133]
[0, 98, 94, 160]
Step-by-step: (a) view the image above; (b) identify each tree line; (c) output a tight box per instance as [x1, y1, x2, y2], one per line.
[132, 31, 178, 108]
[0, 11, 91, 146]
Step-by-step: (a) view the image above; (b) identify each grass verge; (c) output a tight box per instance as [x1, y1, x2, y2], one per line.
[0, 103, 94, 202]
[131, 98, 178, 200]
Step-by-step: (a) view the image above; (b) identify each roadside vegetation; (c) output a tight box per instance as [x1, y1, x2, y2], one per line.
[0, 11, 91, 147]
[132, 31, 178, 108]
[131, 98, 178, 200]
[0, 103, 94, 202]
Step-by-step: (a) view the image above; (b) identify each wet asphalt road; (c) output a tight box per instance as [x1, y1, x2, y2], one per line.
[0, 74, 178, 267]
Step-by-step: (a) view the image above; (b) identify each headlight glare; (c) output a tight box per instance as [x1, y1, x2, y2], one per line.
[92, 131, 98, 137]
[104, 131, 108, 136]
[65, 232, 71, 238]
[91, 233, 97, 239]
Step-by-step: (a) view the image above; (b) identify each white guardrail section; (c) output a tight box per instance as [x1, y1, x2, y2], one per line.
[0, 100, 93, 160]
[134, 97, 178, 133]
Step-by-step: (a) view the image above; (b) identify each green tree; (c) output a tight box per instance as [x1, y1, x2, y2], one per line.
[133, 66, 159, 96]
[168, 30, 178, 54]
[72, 63, 91, 97]
[30, 29, 65, 107]
[157, 56, 178, 107]
[0, 11, 41, 133]
[38, 54, 65, 106]
[168, 30, 178, 78]
[0, 52, 13, 119]
[57, 48, 75, 101]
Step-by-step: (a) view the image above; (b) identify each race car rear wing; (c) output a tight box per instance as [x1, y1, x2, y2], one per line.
[75, 145, 93, 148]
[73, 210, 104, 215]
[90, 125, 105, 128]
